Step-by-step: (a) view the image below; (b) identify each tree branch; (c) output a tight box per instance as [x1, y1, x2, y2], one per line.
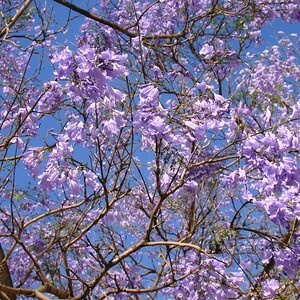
[0, 283, 69, 300]
[0, 0, 34, 39]
[0, 245, 15, 300]
[53, 0, 137, 38]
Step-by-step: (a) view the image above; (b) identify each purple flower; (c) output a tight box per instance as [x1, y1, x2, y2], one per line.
[64, 116, 86, 143]
[103, 112, 125, 135]
[50, 134, 73, 158]
[11, 137, 24, 149]
[199, 43, 214, 58]
[262, 279, 280, 298]
[38, 161, 61, 190]
[50, 46, 73, 78]
[68, 178, 81, 195]
[22, 148, 44, 177]
[67, 169, 81, 195]
[98, 49, 128, 78]
[274, 248, 300, 278]
[139, 84, 160, 106]
[83, 170, 99, 191]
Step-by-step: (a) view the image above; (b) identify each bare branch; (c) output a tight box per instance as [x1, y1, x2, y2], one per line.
[53, 0, 137, 38]
[0, 0, 34, 39]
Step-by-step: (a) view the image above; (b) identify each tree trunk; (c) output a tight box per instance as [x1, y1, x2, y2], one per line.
[0, 244, 16, 300]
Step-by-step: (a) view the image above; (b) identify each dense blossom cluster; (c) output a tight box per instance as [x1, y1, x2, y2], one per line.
[0, 0, 299, 299]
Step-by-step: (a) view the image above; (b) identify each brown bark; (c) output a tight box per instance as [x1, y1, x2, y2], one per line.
[0, 244, 16, 300]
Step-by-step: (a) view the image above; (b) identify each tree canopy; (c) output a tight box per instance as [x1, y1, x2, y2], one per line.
[0, 0, 300, 299]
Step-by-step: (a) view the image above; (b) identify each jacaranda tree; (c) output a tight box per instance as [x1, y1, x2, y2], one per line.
[0, 0, 299, 299]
